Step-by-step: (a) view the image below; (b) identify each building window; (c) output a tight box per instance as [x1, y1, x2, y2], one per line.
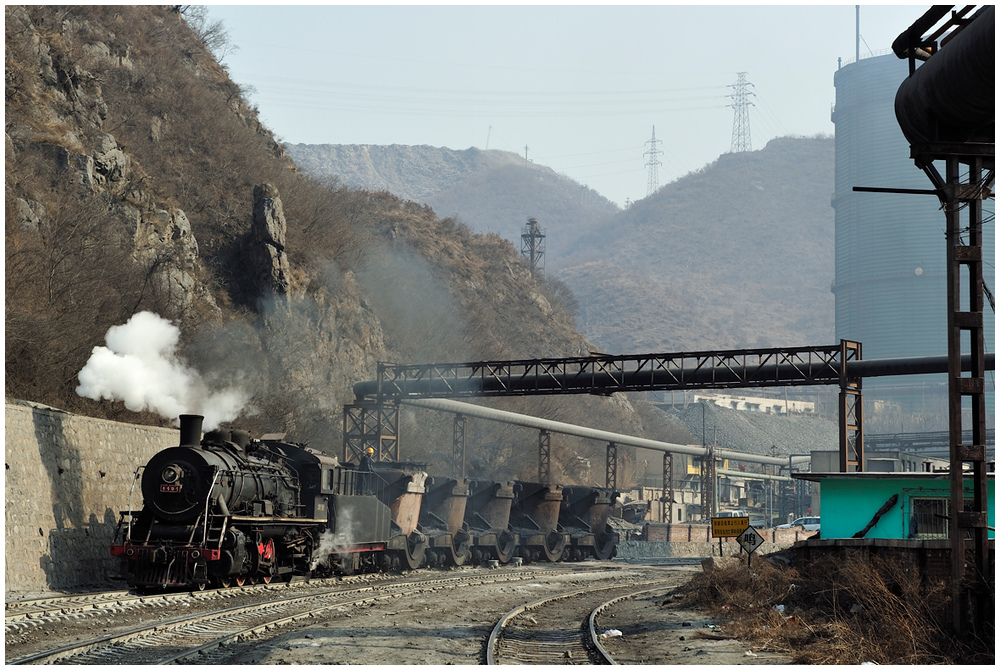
[908, 497, 948, 539]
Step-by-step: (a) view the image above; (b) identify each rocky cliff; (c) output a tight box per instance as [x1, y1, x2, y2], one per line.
[5, 5, 684, 484]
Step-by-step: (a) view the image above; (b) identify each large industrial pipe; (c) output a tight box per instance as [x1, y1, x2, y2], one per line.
[894, 5, 994, 146]
[717, 468, 795, 483]
[399, 397, 810, 468]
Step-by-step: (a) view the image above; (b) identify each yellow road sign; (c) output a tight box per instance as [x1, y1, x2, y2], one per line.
[711, 516, 750, 538]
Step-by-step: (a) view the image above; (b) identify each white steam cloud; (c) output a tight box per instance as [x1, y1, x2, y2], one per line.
[76, 311, 249, 430]
[310, 510, 356, 571]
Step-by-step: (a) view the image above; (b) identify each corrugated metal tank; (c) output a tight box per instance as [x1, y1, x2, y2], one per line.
[831, 54, 995, 413]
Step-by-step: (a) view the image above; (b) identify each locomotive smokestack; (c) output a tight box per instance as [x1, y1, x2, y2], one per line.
[179, 414, 204, 446]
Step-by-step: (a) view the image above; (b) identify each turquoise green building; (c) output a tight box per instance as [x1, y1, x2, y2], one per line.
[795, 472, 995, 540]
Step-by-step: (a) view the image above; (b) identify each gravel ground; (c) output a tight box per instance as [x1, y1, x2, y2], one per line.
[221, 565, 788, 665]
[5, 563, 791, 665]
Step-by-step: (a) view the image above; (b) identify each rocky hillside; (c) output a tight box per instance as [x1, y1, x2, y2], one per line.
[4, 5, 696, 484]
[285, 143, 620, 261]
[561, 137, 836, 353]
[291, 137, 836, 355]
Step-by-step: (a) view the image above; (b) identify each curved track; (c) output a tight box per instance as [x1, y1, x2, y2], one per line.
[7, 568, 580, 665]
[486, 577, 683, 665]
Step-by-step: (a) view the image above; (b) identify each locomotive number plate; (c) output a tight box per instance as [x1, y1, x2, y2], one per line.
[160, 484, 182, 493]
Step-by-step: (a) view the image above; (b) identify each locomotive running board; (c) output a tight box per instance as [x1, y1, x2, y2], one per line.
[226, 516, 327, 524]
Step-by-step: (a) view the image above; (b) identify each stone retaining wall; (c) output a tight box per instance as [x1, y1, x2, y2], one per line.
[616, 538, 786, 560]
[4, 401, 177, 595]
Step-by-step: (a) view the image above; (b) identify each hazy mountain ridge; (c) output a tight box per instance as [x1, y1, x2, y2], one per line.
[557, 138, 834, 351]
[290, 136, 836, 354]
[284, 143, 620, 261]
[286, 143, 523, 201]
[559, 137, 836, 353]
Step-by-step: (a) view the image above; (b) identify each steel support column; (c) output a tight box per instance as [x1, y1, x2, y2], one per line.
[605, 442, 618, 490]
[453, 414, 467, 478]
[538, 430, 551, 484]
[343, 400, 399, 463]
[838, 340, 864, 471]
[942, 154, 991, 636]
[662, 453, 673, 525]
[709, 446, 717, 517]
[893, 5, 994, 635]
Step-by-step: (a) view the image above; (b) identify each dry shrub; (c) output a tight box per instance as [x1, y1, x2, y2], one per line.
[674, 552, 990, 665]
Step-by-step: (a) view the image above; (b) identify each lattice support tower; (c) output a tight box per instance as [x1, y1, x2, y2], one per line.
[838, 340, 865, 471]
[698, 445, 717, 518]
[891, 5, 993, 635]
[605, 442, 618, 490]
[537, 430, 551, 484]
[343, 400, 399, 464]
[940, 153, 991, 633]
[520, 217, 545, 276]
[644, 125, 663, 196]
[453, 414, 467, 478]
[728, 72, 755, 153]
[661, 453, 673, 525]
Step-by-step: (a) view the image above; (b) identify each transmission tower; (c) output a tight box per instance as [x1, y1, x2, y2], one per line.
[728, 72, 756, 153]
[521, 217, 545, 276]
[644, 125, 663, 196]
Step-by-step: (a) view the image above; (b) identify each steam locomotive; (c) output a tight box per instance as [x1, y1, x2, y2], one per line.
[111, 415, 619, 590]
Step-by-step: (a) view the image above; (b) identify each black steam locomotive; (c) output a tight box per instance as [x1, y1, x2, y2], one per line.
[111, 414, 619, 590]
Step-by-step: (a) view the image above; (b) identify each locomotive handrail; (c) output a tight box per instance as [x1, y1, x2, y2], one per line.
[199, 469, 222, 547]
[124, 466, 145, 544]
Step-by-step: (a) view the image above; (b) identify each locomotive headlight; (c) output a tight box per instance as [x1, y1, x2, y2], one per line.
[161, 464, 183, 484]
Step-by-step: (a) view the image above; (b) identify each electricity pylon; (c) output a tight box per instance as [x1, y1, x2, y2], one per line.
[644, 125, 662, 197]
[728, 73, 756, 153]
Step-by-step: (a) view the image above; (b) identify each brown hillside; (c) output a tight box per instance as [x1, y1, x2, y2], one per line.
[288, 137, 836, 355]
[284, 143, 620, 261]
[559, 137, 836, 352]
[4, 5, 692, 484]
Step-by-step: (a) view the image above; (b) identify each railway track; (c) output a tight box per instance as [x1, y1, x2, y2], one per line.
[486, 576, 684, 665]
[6, 565, 587, 665]
[5, 590, 135, 623]
[4, 578, 343, 637]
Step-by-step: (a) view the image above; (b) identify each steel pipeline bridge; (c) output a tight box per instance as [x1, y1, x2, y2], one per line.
[344, 341, 994, 478]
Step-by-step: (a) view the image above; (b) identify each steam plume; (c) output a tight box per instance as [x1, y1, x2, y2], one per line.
[76, 311, 248, 429]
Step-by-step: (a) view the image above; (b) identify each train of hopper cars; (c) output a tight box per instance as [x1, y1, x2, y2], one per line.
[110, 415, 619, 590]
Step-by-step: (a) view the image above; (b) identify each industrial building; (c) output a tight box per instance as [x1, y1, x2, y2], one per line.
[830, 52, 995, 416]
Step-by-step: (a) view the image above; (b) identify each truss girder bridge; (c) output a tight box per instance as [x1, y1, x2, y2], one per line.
[360, 343, 855, 399]
[345, 341, 866, 471]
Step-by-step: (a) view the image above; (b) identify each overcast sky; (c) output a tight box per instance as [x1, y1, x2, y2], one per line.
[206, 3, 927, 208]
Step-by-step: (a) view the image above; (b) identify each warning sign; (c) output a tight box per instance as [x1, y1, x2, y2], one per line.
[711, 516, 750, 538]
[736, 525, 764, 554]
